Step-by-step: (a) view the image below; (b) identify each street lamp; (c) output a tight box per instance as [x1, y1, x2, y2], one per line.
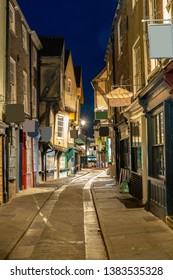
[81, 119, 86, 127]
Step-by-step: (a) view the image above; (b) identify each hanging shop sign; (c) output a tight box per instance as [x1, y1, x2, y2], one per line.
[109, 97, 131, 107]
[41, 126, 52, 142]
[70, 129, 78, 139]
[6, 104, 25, 123]
[120, 126, 129, 140]
[27, 121, 39, 138]
[148, 24, 173, 58]
[95, 111, 108, 120]
[99, 126, 109, 137]
[107, 87, 133, 107]
[69, 112, 75, 120]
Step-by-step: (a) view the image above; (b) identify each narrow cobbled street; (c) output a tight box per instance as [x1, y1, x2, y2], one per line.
[1, 170, 107, 260]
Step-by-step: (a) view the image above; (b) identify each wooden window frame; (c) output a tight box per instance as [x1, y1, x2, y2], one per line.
[10, 57, 16, 103]
[57, 114, 64, 139]
[23, 71, 29, 114]
[152, 111, 165, 177]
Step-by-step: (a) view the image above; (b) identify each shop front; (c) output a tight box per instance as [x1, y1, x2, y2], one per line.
[140, 70, 173, 221]
[117, 120, 130, 185]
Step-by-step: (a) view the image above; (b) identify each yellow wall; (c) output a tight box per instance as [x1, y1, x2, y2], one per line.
[64, 52, 77, 113]
[93, 68, 108, 111]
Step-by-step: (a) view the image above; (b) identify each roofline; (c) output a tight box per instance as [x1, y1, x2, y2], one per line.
[12, 0, 31, 32]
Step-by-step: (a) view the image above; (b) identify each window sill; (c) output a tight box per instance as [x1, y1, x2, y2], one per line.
[148, 176, 165, 184]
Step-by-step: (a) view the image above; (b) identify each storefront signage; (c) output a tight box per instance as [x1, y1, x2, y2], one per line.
[70, 129, 78, 139]
[95, 111, 108, 120]
[99, 126, 109, 136]
[109, 97, 131, 107]
[148, 24, 173, 58]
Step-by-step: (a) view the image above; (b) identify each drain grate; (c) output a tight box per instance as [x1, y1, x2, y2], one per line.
[143, 216, 159, 222]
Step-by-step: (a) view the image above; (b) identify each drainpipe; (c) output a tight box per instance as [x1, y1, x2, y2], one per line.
[111, 18, 119, 181]
[29, 33, 34, 186]
[142, 0, 149, 205]
[3, 0, 9, 203]
[143, 0, 148, 86]
[29, 33, 33, 120]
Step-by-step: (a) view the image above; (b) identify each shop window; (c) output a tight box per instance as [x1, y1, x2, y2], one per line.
[152, 111, 165, 177]
[120, 138, 130, 169]
[131, 121, 142, 173]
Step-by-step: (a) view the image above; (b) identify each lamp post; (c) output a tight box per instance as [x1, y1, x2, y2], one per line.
[80, 119, 87, 168]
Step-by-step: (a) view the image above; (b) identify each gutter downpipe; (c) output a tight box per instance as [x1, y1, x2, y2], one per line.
[142, 0, 149, 205]
[3, 0, 9, 203]
[112, 1, 120, 182]
[143, 0, 148, 86]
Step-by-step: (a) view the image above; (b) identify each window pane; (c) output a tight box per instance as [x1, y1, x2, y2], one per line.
[57, 115, 64, 138]
[160, 111, 164, 144]
[152, 145, 165, 176]
[152, 111, 165, 177]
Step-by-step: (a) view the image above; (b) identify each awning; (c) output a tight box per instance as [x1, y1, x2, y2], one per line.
[106, 87, 133, 107]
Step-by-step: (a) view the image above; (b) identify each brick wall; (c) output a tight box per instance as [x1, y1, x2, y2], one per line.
[8, 1, 30, 107]
[114, 0, 129, 87]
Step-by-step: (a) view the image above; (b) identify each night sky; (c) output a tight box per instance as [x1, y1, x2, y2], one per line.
[17, 0, 118, 136]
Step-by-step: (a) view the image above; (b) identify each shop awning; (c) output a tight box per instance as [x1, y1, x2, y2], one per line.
[106, 87, 133, 107]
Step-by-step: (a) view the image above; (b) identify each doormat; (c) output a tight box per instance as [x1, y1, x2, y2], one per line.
[118, 197, 144, 208]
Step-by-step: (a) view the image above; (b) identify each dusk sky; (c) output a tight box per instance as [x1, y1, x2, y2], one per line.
[17, 0, 118, 136]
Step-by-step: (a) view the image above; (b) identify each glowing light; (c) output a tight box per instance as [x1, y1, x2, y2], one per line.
[81, 120, 86, 126]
